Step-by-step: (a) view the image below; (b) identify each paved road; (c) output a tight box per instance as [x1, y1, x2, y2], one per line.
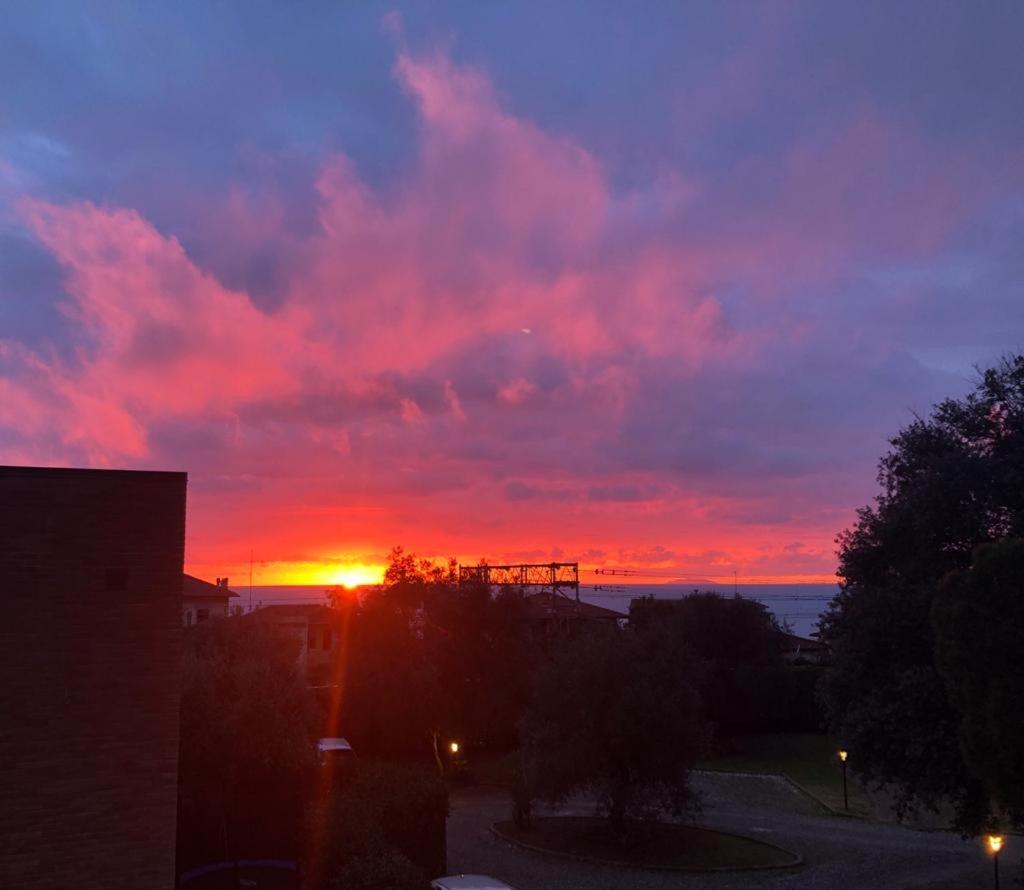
[446, 773, 1021, 889]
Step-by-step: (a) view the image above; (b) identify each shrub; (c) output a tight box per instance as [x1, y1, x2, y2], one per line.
[317, 761, 448, 882]
[521, 626, 709, 833]
[329, 846, 428, 890]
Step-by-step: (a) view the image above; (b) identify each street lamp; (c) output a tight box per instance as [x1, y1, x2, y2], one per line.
[987, 834, 1004, 890]
[449, 740, 460, 755]
[837, 749, 849, 811]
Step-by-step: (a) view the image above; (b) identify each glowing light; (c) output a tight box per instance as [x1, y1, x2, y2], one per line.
[449, 741, 460, 754]
[987, 834, 1004, 854]
[838, 750, 848, 762]
[328, 564, 383, 589]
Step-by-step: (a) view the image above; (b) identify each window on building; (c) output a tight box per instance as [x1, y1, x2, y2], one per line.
[308, 627, 317, 649]
[323, 628, 333, 650]
[196, 608, 210, 622]
[186, 611, 193, 626]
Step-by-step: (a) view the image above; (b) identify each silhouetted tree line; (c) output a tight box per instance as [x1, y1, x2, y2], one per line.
[331, 548, 536, 759]
[629, 592, 822, 735]
[819, 354, 1024, 836]
[332, 548, 819, 763]
[331, 550, 819, 835]
[177, 548, 825, 873]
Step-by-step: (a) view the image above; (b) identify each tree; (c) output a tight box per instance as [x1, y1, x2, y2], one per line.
[629, 592, 786, 736]
[933, 539, 1024, 830]
[427, 579, 535, 750]
[520, 625, 709, 834]
[338, 548, 536, 759]
[316, 762, 447, 890]
[339, 585, 441, 758]
[818, 355, 1024, 832]
[178, 615, 319, 866]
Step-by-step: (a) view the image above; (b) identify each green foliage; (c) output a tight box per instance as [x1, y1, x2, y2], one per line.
[340, 548, 536, 756]
[428, 582, 534, 749]
[933, 539, 1024, 829]
[318, 761, 448, 884]
[629, 592, 790, 735]
[178, 616, 318, 866]
[340, 589, 440, 757]
[819, 354, 1024, 833]
[328, 847, 428, 890]
[521, 625, 709, 832]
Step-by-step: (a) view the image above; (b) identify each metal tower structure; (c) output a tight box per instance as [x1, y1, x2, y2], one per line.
[458, 562, 580, 601]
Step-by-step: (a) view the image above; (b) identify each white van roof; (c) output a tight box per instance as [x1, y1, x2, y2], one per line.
[431, 876, 514, 890]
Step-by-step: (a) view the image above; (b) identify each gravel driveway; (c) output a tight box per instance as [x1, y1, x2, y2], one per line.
[446, 774, 1020, 889]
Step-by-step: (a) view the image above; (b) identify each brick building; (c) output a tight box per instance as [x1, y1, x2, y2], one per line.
[0, 466, 187, 890]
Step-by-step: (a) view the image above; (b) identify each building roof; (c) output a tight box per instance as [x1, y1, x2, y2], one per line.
[182, 573, 239, 599]
[524, 591, 626, 621]
[780, 631, 828, 653]
[0, 465, 186, 481]
[431, 876, 514, 890]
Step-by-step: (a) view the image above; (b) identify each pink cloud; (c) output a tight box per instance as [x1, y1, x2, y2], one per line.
[497, 378, 537, 406]
[0, 41, 984, 580]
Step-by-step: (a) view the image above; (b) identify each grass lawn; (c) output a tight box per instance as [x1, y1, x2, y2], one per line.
[697, 733, 872, 815]
[466, 736, 874, 815]
[494, 816, 799, 870]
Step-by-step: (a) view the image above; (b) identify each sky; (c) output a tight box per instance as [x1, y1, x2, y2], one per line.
[2, 1, 1023, 585]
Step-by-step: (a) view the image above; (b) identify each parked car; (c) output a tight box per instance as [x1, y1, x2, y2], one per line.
[431, 876, 514, 890]
[316, 736, 354, 767]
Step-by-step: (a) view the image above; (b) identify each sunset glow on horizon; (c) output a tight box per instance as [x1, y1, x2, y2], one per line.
[3, 4, 1023, 584]
[187, 557, 838, 589]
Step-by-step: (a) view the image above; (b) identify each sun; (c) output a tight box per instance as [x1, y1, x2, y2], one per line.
[327, 564, 383, 589]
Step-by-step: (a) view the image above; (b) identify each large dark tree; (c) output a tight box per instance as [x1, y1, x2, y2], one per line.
[819, 355, 1024, 832]
[629, 592, 786, 736]
[339, 585, 441, 758]
[933, 539, 1024, 830]
[520, 625, 708, 833]
[338, 548, 535, 758]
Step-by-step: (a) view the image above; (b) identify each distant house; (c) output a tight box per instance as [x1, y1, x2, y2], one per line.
[780, 631, 829, 665]
[523, 591, 626, 639]
[249, 603, 341, 684]
[182, 574, 239, 626]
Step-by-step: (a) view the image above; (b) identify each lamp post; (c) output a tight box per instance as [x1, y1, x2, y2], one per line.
[987, 834, 1003, 890]
[449, 740, 460, 755]
[838, 749, 849, 811]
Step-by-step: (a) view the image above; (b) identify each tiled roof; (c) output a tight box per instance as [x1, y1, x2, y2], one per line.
[780, 631, 828, 652]
[524, 591, 626, 621]
[182, 573, 239, 599]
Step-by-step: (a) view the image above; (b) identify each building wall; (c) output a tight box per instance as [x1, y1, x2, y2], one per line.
[182, 595, 230, 626]
[253, 610, 339, 683]
[0, 466, 186, 890]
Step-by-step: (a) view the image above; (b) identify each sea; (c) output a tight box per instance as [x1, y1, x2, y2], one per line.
[240, 582, 838, 639]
